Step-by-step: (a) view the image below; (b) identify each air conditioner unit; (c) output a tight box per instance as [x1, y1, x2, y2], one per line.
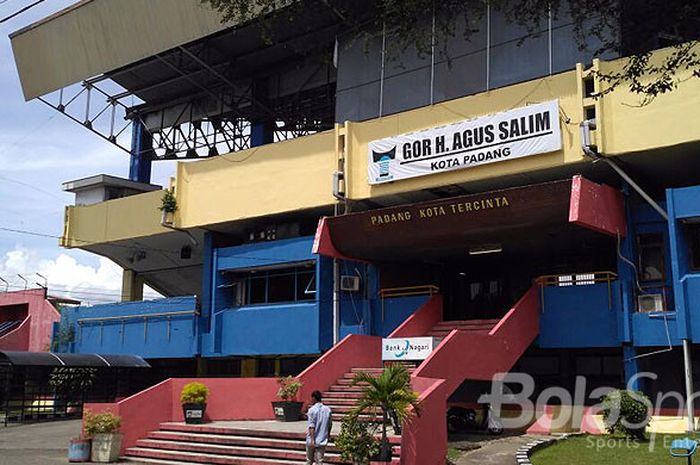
[637, 294, 665, 313]
[340, 275, 360, 292]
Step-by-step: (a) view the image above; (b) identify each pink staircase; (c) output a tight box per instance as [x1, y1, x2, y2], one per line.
[123, 422, 401, 464]
[411, 286, 540, 395]
[89, 287, 538, 465]
[323, 366, 416, 422]
[426, 319, 500, 341]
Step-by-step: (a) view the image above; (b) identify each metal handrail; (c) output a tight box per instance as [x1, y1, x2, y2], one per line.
[378, 285, 440, 299]
[536, 271, 617, 287]
[536, 271, 618, 311]
[77, 310, 198, 324]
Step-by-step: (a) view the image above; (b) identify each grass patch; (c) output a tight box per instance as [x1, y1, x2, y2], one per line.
[447, 446, 461, 461]
[531, 434, 700, 465]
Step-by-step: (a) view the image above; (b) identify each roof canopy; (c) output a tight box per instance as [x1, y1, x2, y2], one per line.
[0, 351, 151, 368]
[313, 176, 626, 262]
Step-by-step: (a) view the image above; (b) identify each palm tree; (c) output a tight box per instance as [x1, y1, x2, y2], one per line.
[351, 364, 421, 461]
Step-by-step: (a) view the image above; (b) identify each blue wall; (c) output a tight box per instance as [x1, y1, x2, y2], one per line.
[202, 236, 331, 357]
[217, 303, 320, 355]
[58, 296, 198, 358]
[667, 185, 700, 343]
[539, 282, 622, 348]
[371, 295, 430, 337]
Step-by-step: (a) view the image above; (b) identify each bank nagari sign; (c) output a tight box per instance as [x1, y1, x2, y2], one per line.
[368, 100, 562, 185]
[382, 337, 436, 361]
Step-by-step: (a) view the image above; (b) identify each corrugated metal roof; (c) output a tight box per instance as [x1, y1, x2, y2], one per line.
[0, 351, 151, 368]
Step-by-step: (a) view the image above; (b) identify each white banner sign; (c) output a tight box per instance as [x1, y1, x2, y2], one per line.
[368, 100, 562, 185]
[382, 337, 436, 361]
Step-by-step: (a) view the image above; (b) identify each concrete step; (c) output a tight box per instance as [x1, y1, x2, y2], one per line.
[124, 447, 308, 464]
[346, 368, 415, 376]
[159, 423, 306, 440]
[431, 319, 499, 328]
[156, 423, 401, 444]
[331, 413, 382, 422]
[132, 439, 367, 464]
[326, 384, 366, 392]
[321, 391, 364, 399]
[140, 434, 401, 457]
[426, 328, 491, 337]
[147, 431, 307, 451]
[124, 456, 400, 465]
[322, 398, 361, 406]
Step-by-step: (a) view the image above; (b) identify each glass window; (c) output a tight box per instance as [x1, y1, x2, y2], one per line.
[248, 276, 267, 304]
[267, 272, 296, 303]
[243, 264, 317, 305]
[690, 224, 700, 271]
[638, 233, 665, 282]
[296, 271, 316, 301]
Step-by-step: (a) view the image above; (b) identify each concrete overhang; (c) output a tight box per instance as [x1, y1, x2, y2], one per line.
[10, 0, 237, 100]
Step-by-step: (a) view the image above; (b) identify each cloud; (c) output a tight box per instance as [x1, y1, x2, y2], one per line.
[0, 246, 161, 305]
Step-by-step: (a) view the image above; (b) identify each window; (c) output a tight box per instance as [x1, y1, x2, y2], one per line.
[244, 264, 316, 305]
[637, 233, 666, 282]
[689, 224, 700, 271]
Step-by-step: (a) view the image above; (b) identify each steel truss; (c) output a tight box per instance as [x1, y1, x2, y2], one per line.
[37, 38, 335, 161]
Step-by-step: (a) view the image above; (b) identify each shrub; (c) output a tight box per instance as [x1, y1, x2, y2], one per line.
[601, 389, 651, 440]
[159, 189, 177, 213]
[276, 376, 302, 402]
[180, 382, 210, 405]
[83, 410, 121, 437]
[335, 414, 380, 465]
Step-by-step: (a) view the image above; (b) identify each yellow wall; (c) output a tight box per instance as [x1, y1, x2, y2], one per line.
[345, 70, 586, 200]
[61, 190, 168, 247]
[174, 130, 337, 229]
[60, 47, 700, 243]
[11, 0, 239, 100]
[597, 43, 700, 155]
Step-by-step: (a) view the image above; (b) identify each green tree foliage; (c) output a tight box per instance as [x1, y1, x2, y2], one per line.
[83, 410, 122, 436]
[351, 365, 421, 460]
[180, 382, 210, 405]
[202, 0, 700, 102]
[601, 389, 652, 440]
[335, 414, 380, 465]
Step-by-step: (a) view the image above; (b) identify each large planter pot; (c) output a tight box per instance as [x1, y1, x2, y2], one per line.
[272, 401, 303, 422]
[67, 438, 91, 462]
[90, 433, 122, 463]
[183, 403, 207, 424]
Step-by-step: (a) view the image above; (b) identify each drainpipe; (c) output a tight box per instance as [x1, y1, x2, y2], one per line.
[580, 119, 694, 432]
[580, 120, 667, 221]
[161, 209, 198, 246]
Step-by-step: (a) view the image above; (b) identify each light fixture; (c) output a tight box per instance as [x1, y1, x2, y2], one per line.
[469, 244, 503, 255]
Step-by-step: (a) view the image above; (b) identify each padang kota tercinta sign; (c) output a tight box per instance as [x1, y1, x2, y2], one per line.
[368, 100, 562, 185]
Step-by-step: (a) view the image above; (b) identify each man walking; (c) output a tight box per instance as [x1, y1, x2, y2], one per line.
[306, 390, 332, 465]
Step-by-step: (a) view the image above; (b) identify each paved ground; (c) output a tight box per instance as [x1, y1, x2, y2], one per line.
[0, 420, 81, 465]
[450, 432, 555, 465]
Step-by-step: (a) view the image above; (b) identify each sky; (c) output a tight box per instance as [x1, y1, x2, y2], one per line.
[0, 0, 173, 305]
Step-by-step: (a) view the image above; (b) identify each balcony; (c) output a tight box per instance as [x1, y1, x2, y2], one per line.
[538, 271, 623, 348]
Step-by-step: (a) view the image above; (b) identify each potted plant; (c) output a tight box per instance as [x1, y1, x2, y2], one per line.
[352, 365, 421, 463]
[67, 436, 91, 463]
[336, 414, 380, 465]
[180, 382, 209, 424]
[272, 376, 303, 422]
[83, 410, 122, 463]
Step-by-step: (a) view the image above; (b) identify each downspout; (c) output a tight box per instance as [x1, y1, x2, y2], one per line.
[580, 120, 667, 221]
[580, 119, 694, 432]
[160, 209, 198, 246]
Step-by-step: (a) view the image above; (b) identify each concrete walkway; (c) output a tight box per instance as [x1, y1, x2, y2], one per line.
[0, 420, 81, 465]
[452, 433, 554, 465]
